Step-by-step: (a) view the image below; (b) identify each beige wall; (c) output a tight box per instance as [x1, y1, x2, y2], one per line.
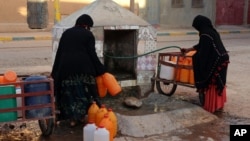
[0, 0, 133, 32]
[158, 0, 216, 28]
[1, 0, 231, 32]
[0, 0, 91, 32]
[0, 0, 44, 32]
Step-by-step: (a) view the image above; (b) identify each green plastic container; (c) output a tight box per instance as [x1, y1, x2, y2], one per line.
[0, 85, 17, 122]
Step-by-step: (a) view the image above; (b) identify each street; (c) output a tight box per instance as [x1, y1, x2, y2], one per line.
[1, 32, 250, 140]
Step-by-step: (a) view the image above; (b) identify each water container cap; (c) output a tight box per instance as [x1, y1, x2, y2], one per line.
[4, 70, 17, 82]
[98, 122, 105, 128]
[88, 120, 95, 124]
[104, 113, 109, 118]
[99, 125, 105, 128]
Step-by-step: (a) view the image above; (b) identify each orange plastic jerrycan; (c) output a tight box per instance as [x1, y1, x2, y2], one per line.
[179, 58, 189, 83]
[189, 70, 195, 84]
[88, 101, 100, 123]
[108, 108, 118, 138]
[95, 104, 108, 126]
[175, 57, 185, 82]
[96, 76, 107, 98]
[99, 114, 114, 141]
[102, 73, 121, 96]
[186, 51, 196, 85]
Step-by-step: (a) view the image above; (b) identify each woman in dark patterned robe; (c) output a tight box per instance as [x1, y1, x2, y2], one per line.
[51, 14, 106, 126]
[181, 15, 230, 113]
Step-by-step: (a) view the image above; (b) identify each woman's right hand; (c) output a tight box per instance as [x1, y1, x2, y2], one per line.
[180, 47, 195, 54]
[180, 48, 187, 54]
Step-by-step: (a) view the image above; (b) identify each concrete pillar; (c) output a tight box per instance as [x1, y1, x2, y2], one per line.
[130, 0, 135, 13]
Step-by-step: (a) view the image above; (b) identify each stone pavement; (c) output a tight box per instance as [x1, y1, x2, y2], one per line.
[113, 93, 218, 140]
[0, 25, 249, 42]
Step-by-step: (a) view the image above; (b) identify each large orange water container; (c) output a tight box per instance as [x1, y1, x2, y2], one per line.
[96, 76, 107, 98]
[186, 51, 196, 84]
[189, 70, 195, 84]
[88, 101, 100, 123]
[179, 58, 189, 83]
[176, 57, 185, 82]
[108, 108, 117, 137]
[95, 104, 108, 126]
[102, 73, 121, 96]
[99, 114, 114, 141]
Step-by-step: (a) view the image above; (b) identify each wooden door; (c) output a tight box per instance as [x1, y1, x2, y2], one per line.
[248, 1, 250, 24]
[216, 0, 245, 25]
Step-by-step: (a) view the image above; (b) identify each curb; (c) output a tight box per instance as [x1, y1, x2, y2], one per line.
[0, 29, 250, 41]
[218, 29, 250, 34]
[0, 36, 52, 42]
[157, 31, 198, 36]
[157, 29, 250, 36]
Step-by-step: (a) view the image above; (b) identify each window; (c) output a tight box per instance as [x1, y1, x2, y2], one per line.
[172, 0, 184, 8]
[192, 0, 204, 8]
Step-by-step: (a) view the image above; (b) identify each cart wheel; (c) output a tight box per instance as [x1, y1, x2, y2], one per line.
[156, 80, 177, 96]
[38, 118, 54, 136]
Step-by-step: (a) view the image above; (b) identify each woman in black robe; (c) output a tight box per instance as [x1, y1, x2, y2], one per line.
[181, 15, 230, 113]
[51, 14, 106, 126]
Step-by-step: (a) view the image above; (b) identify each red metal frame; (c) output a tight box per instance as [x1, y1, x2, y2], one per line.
[155, 52, 195, 88]
[0, 78, 55, 123]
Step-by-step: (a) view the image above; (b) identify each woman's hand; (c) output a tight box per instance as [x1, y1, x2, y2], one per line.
[180, 47, 195, 54]
[180, 48, 187, 54]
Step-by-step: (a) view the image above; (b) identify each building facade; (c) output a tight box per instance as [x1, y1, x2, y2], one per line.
[0, 0, 249, 32]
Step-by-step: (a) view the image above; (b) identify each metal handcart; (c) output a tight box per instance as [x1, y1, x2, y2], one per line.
[0, 76, 55, 136]
[151, 51, 203, 103]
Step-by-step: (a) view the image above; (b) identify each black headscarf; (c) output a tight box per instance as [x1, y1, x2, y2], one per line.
[52, 14, 106, 81]
[75, 14, 94, 30]
[192, 15, 214, 31]
[192, 15, 229, 95]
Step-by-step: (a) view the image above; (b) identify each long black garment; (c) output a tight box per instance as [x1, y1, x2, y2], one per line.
[52, 26, 105, 79]
[51, 26, 106, 120]
[192, 15, 229, 95]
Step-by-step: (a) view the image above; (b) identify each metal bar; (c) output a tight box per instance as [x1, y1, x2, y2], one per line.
[0, 103, 53, 113]
[155, 51, 196, 87]
[0, 78, 55, 123]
